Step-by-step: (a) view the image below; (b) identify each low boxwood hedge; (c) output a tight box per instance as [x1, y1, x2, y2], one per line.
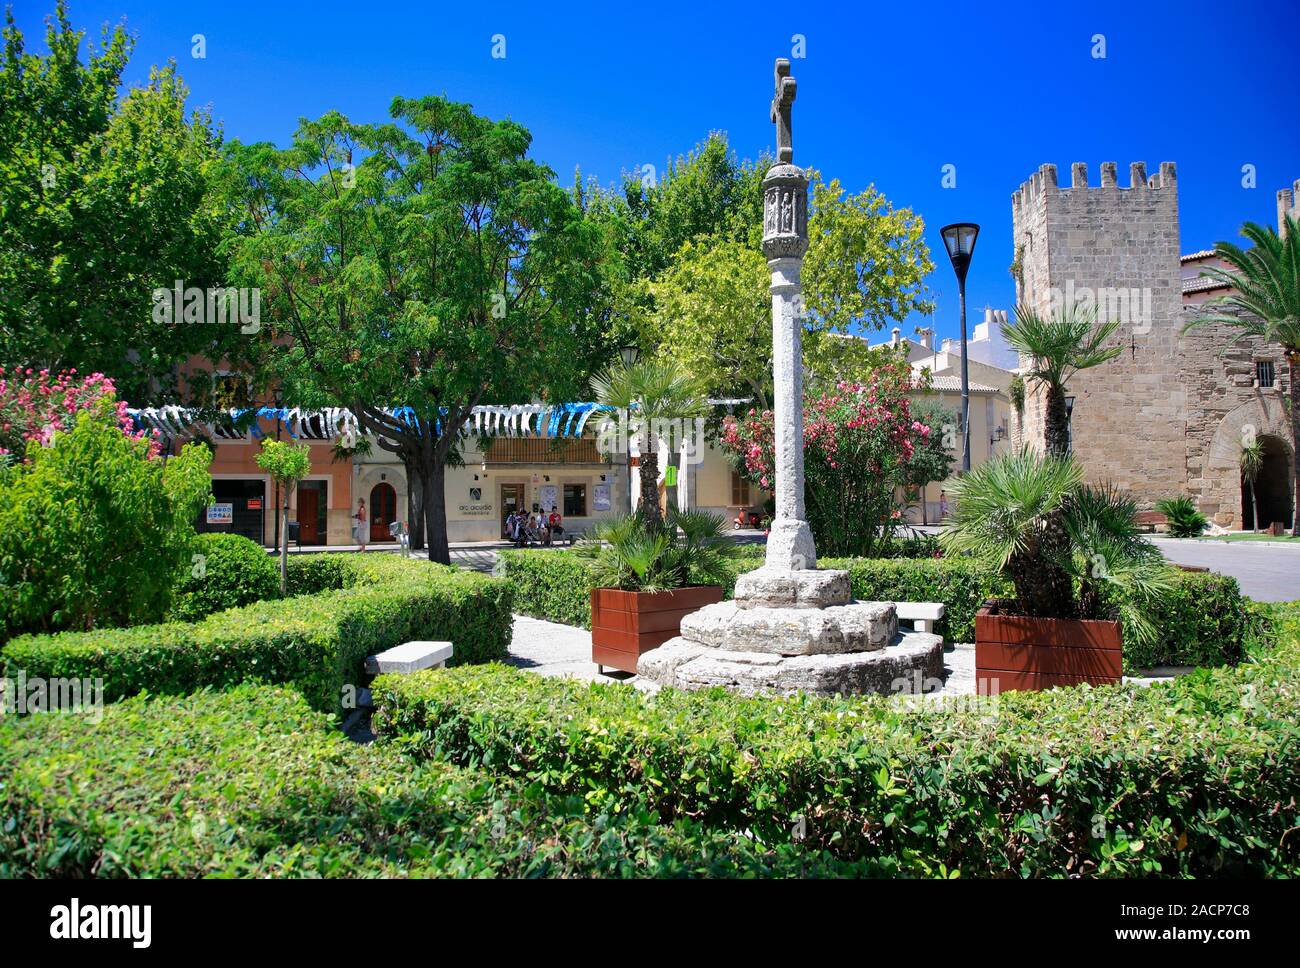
[168, 533, 282, 622]
[498, 549, 1254, 666]
[1114, 571, 1261, 671]
[373, 605, 1300, 878]
[1, 555, 513, 714]
[0, 684, 887, 878]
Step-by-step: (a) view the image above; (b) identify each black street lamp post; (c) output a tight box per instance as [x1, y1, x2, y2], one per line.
[940, 222, 980, 472]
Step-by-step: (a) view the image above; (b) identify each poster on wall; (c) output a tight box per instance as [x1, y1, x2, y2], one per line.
[539, 484, 557, 513]
[593, 483, 611, 512]
[206, 503, 233, 524]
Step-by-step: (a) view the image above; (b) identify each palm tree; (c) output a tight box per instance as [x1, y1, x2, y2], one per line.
[590, 358, 708, 533]
[576, 507, 737, 592]
[989, 305, 1122, 607]
[1003, 304, 1122, 458]
[1240, 438, 1264, 533]
[1183, 215, 1300, 536]
[941, 448, 1171, 640]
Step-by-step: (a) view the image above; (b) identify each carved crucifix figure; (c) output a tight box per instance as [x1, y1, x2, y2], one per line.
[770, 58, 796, 163]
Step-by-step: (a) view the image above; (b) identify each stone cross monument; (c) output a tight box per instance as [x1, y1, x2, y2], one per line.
[635, 58, 944, 696]
[761, 57, 817, 574]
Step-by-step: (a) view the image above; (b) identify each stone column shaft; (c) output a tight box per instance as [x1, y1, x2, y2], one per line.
[761, 162, 816, 572]
[770, 256, 805, 523]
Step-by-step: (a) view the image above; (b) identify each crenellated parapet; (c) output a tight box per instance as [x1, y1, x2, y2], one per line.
[1278, 178, 1300, 235]
[1012, 161, 1177, 212]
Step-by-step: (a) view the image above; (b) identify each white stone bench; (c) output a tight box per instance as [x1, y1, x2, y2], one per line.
[891, 602, 945, 635]
[364, 641, 453, 675]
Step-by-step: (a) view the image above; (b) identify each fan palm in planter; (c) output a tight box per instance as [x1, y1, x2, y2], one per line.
[941, 449, 1173, 690]
[1183, 215, 1300, 536]
[590, 358, 709, 534]
[993, 300, 1128, 618]
[576, 508, 737, 674]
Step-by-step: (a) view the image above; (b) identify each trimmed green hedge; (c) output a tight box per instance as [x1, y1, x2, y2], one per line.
[168, 532, 281, 622]
[1113, 571, 1260, 671]
[499, 549, 1255, 665]
[0, 684, 887, 878]
[374, 606, 1300, 877]
[1, 554, 513, 714]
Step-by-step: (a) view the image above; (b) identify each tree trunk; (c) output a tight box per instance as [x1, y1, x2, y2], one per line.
[422, 456, 449, 564]
[279, 485, 290, 595]
[1019, 382, 1078, 616]
[1043, 384, 1071, 459]
[1249, 480, 1259, 533]
[638, 444, 662, 532]
[1290, 349, 1300, 537]
[407, 457, 426, 551]
[1008, 534, 1076, 619]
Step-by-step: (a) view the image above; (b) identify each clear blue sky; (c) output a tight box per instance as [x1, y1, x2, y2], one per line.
[13, 0, 1299, 346]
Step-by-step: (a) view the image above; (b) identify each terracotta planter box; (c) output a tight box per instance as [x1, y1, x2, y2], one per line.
[974, 599, 1122, 693]
[590, 585, 724, 674]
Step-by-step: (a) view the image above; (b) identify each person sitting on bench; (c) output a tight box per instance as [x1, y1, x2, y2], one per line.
[547, 506, 563, 545]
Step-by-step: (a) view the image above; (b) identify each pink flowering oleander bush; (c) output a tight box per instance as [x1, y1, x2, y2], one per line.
[721, 363, 935, 557]
[0, 367, 156, 460]
[0, 394, 211, 641]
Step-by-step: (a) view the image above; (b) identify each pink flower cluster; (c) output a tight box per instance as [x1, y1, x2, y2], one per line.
[721, 363, 929, 484]
[0, 367, 157, 459]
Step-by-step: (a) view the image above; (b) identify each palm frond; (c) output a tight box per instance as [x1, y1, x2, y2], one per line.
[939, 448, 1081, 570]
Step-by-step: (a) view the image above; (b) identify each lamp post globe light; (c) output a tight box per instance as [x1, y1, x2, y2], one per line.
[940, 222, 980, 472]
[619, 344, 640, 513]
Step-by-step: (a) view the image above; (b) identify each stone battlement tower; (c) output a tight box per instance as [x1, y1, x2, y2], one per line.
[1011, 161, 1189, 502]
[1279, 178, 1300, 236]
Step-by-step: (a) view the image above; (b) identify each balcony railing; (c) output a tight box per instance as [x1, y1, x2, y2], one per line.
[485, 437, 604, 465]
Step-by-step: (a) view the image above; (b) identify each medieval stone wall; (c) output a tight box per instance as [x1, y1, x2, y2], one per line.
[1009, 161, 1296, 527]
[1181, 307, 1293, 526]
[1011, 161, 1187, 500]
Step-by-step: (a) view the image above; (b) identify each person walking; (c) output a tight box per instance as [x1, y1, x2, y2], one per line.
[353, 498, 368, 552]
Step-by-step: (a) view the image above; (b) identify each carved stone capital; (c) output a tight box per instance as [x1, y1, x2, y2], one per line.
[762, 163, 809, 260]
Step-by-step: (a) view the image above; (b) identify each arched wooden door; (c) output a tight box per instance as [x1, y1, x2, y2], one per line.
[369, 482, 397, 542]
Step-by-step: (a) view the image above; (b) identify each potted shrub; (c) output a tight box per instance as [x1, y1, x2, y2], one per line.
[577, 508, 737, 674]
[940, 449, 1173, 692]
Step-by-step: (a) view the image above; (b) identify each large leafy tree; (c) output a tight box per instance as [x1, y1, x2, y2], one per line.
[647, 175, 933, 404]
[222, 97, 601, 563]
[0, 3, 231, 401]
[1183, 216, 1300, 536]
